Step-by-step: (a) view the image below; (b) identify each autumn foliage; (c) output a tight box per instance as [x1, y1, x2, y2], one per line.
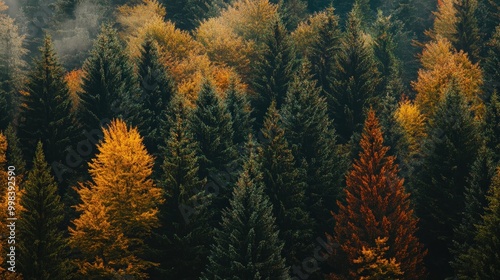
[331, 110, 426, 279]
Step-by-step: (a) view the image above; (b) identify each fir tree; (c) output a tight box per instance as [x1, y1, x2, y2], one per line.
[257, 101, 312, 266]
[414, 87, 480, 279]
[252, 18, 297, 128]
[484, 90, 500, 160]
[225, 82, 253, 146]
[456, 168, 500, 279]
[330, 3, 381, 143]
[189, 80, 237, 210]
[281, 64, 346, 236]
[136, 37, 176, 158]
[201, 143, 289, 280]
[454, 0, 481, 63]
[451, 146, 496, 279]
[18, 142, 70, 280]
[307, 6, 340, 100]
[4, 124, 26, 176]
[18, 36, 78, 166]
[79, 24, 140, 132]
[484, 26, 500, 96]
[331, 110, 426, 280]
[151, 96, 212, 280]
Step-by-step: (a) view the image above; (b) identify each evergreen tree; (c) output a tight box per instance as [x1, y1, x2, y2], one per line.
[484, 90, 500, 160]
[18, 142, 70, 280]
[451, 145, 496, 279]
[189, 80, 237, 210]
[252, 18, 297, 128]
[136, 37, 176, 158]
[225, 82, 253, 146]
[456, 168, 500, 279]
[201, 143, 289, 280]
[69, 119, 163, 279]
[257, 101, 312, 266]
[18, 36, 78, 166]
[414, 87, 480, 279]
[281, 64, 346, 236]
[454, 0, 481, 63]
[331, 110, 426, 280]
[79, 24, 140, 132]
[484, 26, 500, 96]
[4, 124, 26, 176]
[307, 6, 340, 100]
[330, 3, 381, 143]
[151, 96, 212, 280]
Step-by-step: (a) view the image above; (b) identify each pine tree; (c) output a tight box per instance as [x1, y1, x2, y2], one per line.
[252, 18, 297, 128]
[201, 143, 289, 280]
[79, 24, 140, 132]
[456, 168, 500, 279]
[18, 36, 78, 166]
[454, 0, 481, 63]
[18, 142, 70, 280]
[451, 145, 496, 279]
[257, 101, 312, 265]
[136, 37, 176, 158]
[414, 87, 480, 279]
[69, 119, 163, 279]
[281, 64, 346, 236]
[189, 80, 237, 210]
[330, 3, 381, 143]
[150, 96, 212, 280]
[331, 110, 426, 280]
[225, 82, 253, 146]
[307, 6, 340, 100]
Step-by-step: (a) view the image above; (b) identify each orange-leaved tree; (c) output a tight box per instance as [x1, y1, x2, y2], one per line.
[69, 119, 163, 279]
[330, 110, 426, 279]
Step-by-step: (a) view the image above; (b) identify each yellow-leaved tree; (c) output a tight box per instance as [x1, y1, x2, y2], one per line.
[69, 119, 163, 279]
[291, 9, 329, 56]
[412, 37, 484, 118]
[394, 99, 427, 159]
[427, 0, 458, 42]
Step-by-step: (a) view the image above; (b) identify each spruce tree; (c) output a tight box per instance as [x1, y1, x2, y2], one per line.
[201, 143, 289, 280]
[189, 80, 237, 210]
[4, 125, 26, 176]
[18, 142, 70, 280]
[414, 87, 480, 279]
[257, 101, 312, 266]
[307, 6, 340, 100]
[225, 82, 253, 146]
[456, 168, 500, 279]
[252, 18, 297, 128]
[484, 27, 500, 96]
[79, 24, 140, 132]
[451, 146, 496, 278]
[18, 36, 78, 166]
[330, 3, 381, 143]
[281, 64, 346, 236]
[136, 37, 176, 158]
[151, 96, 212, 280]
[484, 90, 500, 160]
[454, 0, 481, 63]
[331, 110, 426, 280]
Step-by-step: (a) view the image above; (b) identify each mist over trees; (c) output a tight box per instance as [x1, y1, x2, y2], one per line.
[1, 0, 499, 279]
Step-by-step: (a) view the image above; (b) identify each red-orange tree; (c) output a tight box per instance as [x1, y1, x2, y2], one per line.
[331, 110, 426, 279]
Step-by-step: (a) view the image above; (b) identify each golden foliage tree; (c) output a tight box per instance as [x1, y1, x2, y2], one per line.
[427, 0, 458, 42]
[353, 237, 404, 280]
[331, 110, 426, 279]
[412, 38, 484, 118]
[64, 69, 83, 111]
[69, 119, 163, 279]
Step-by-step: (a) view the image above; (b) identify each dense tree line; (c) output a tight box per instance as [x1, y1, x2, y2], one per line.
[1, 0, 500, 279]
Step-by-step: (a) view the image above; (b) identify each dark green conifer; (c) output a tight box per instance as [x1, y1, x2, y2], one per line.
[484, 27, 500, 96]
[257, 101, 313, 266]
[18, 142, 70, 280]
[484, 90, 500, 160]
[414, 87, 480, 279]
[201, 142, 289, 280]
[282, 64, 346, 236]
[136, 37, 176, 158]
[252, 19, 297, 128]
[330, 3, 381, 143]
[454, 0, 481, 63]
[18, 36, 78, 166]
[225, 83, 253, 146]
